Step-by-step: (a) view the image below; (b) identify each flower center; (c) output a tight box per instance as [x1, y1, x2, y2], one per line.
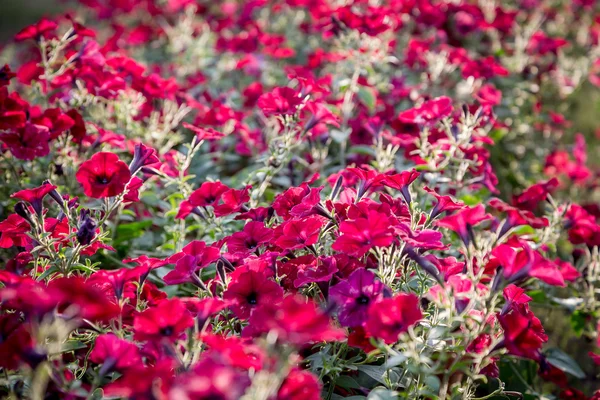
[160, 326, 174, 336]
[246, 292, 258, 305]
[356, 295, 370, 305]
[96, 175, 110, 185]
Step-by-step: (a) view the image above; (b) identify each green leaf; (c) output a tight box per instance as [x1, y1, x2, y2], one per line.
[367, 388, 398, 400]
[331, 395, 365, 400]
[460, 193, 482, 206]
[60, 341, 88, 353]
[357, 86, 376, 114]
[37, 265, 60, 281]
[90, 388, 104, 400]
[330, 128, 352, 144]
[70, 263, 98, 275]
[545, 348, 586, 379]
[348, 145, 376, 157]
[512, 225, 536, 236]
[423, 375, 441, 392]
[526, 289, 547, 303]
[357, 365, 388, 385]
[115, 220, 153, 244]
[570, 310, 586, 336]
[384, 354, 407, 369]
[336, 375, 361, 390]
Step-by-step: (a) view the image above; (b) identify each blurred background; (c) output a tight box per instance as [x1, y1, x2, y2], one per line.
[1, 0, 598, 142]
[0, 0, 63, 43]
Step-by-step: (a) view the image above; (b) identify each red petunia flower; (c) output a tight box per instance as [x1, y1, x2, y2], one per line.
[168, 358, 250, 400]
[225, 221, 273, 256]
[498, 301, 547, 361]
[0, 123, 51, 160]
[213, 186, 251, 217]
[436, 204, 492, 246]
[49, 277, 122, 322]
[564, 204, 600, 247]
[0, 214, 32, 248]
[11, 182, 57, 216]
[382, 169, 420, 204]
[223, 267, 283, 319]
[258, 87, 303, 116]
[163, 240, 220, 286]
[294, 255, 338, 288]
[0, 314, 35, 370]
[177, 181, 229, 219]
[182, 122, 225, 141]
[488, 243, 566, 287]
[272, 179, 322, 220]
[277, 369, 322, 400]
[365, 293, 422, 344]
[554, 259, 580, 283]
[89, 334, 142, 372]
[332, 209, 395, 257]
[133, 298, 194, 342]
[398, 96, 453, 125]
[183, 297, 229, 326]
[103, 360, 174, 399]
[14, 18, 57, 41]
[242, 295, 345, 345]
[0, 65, 16, 87]
[512, 178, 559, 212]
[424, 186, 464, 220]
[76, 152, 132, 198]
[274, 216, 324, 250]
[489, 198, 549, 237]
[129, 143, 159, 174]
[201, 333, 264, 370]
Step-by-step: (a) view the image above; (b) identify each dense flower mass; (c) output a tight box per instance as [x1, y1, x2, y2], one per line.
[0, 0, 600, 399]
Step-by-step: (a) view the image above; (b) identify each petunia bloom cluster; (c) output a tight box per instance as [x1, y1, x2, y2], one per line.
[1, 0, 600, 399]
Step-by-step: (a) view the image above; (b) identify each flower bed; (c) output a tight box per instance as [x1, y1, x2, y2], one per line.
[1, 0, 600, 399]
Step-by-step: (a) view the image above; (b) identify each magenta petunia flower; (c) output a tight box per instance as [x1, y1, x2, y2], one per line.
[329, 268, 388, 327]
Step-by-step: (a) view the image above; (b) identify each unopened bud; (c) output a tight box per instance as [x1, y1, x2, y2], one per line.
[76, 210, 97, 246]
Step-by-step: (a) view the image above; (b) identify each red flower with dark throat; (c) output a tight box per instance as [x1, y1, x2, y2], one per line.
[76, 152, 132, 198]
[365, 293, 422, 344]
[133, 298, 194, 342]
[223, 267, 284, 319]
[0, 123, 51, 160]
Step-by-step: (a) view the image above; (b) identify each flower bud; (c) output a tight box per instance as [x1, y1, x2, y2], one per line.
[77, 210, 97, 246]
[130, 143, 158, 174]
[43, 180, 65, 209]
[14, 202, 34, 226]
